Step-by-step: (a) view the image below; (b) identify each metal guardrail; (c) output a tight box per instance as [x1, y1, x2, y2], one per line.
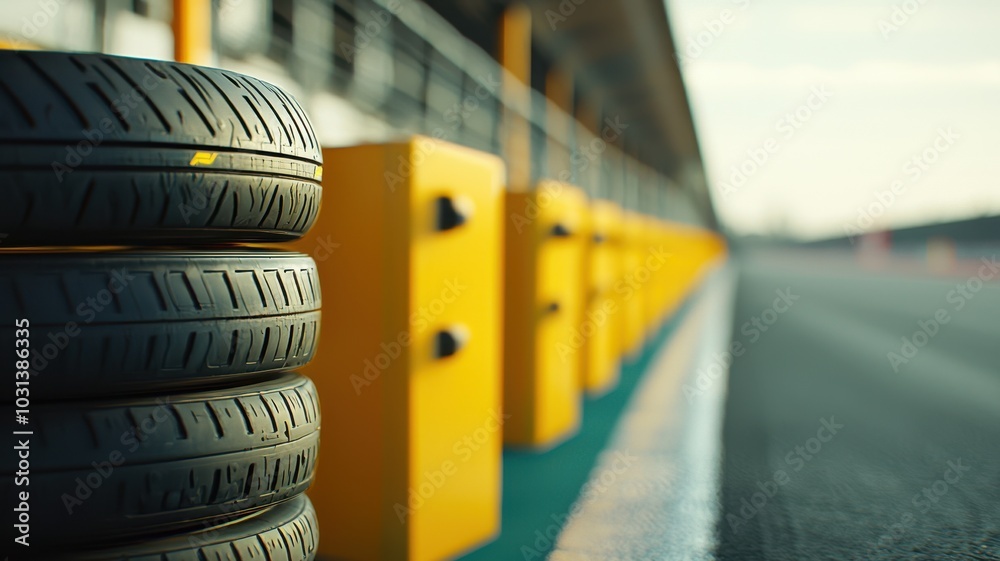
[0, 0, 699, 218]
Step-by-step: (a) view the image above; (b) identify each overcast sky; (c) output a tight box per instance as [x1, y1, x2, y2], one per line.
[666, 0, 1000, 239]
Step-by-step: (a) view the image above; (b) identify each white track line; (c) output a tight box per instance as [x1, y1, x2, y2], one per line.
[548, 265, 736, 561]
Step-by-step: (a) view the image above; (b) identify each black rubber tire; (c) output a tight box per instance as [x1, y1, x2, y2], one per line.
[2, 374, 319, 552]
[56, 496, 318, 561]
[1, 250, 321, 399]
[0, 50, 322, 246]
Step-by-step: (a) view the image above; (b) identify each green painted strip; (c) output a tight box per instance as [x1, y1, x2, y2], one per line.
[458, 302, 692, 561]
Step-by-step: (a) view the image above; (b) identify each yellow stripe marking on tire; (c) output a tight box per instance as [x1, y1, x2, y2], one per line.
[189, 152, 219, 166]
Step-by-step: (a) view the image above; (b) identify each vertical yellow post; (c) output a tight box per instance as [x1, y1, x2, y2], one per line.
[575, 95, 602, 197]
[546, 66, 573, 178]
[642, 213, 664, 333]
[652, 217, 672, 324]
[172, 0, 212, 65]
[499, 3, 532, 192]
[297, 139, 505, 561]
[639, 171, 663, 335]
[504, 183, 588, 448]
[621, 211, 647, 357]
[582, 200, 624, 395]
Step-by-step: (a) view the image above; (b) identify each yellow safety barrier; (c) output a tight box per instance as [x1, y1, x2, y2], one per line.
[296, 137, 504, 561]
[658, 223, 729, 320]
[655, 219, 674, 325]
[581, 199, 624, 395]
[666, 223, 698, 322]
[641, 215, 666, 335]
[652, 219, 680, 326]
[0, 39, 36, 50]
[172, 0, 212, 65]
[620, 211, 648, 357]
[504, 182, 588, 448]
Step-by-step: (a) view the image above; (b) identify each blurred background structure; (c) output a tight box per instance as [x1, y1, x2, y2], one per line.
[670, 0, 1000, 241]
[0, 0, 715, 228]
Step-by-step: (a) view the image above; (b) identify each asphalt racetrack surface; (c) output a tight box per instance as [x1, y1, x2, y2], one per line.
[718, 249, 1000, 560]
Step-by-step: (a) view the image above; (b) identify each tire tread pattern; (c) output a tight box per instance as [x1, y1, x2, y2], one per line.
[2, 375, 320, 551]
[0, 51, 322, 245]
[61, 497, 318, 561]
[0, 252, 321, 398]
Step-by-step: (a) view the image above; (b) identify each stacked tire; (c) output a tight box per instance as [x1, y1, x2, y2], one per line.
[1, 51, 323, 559]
